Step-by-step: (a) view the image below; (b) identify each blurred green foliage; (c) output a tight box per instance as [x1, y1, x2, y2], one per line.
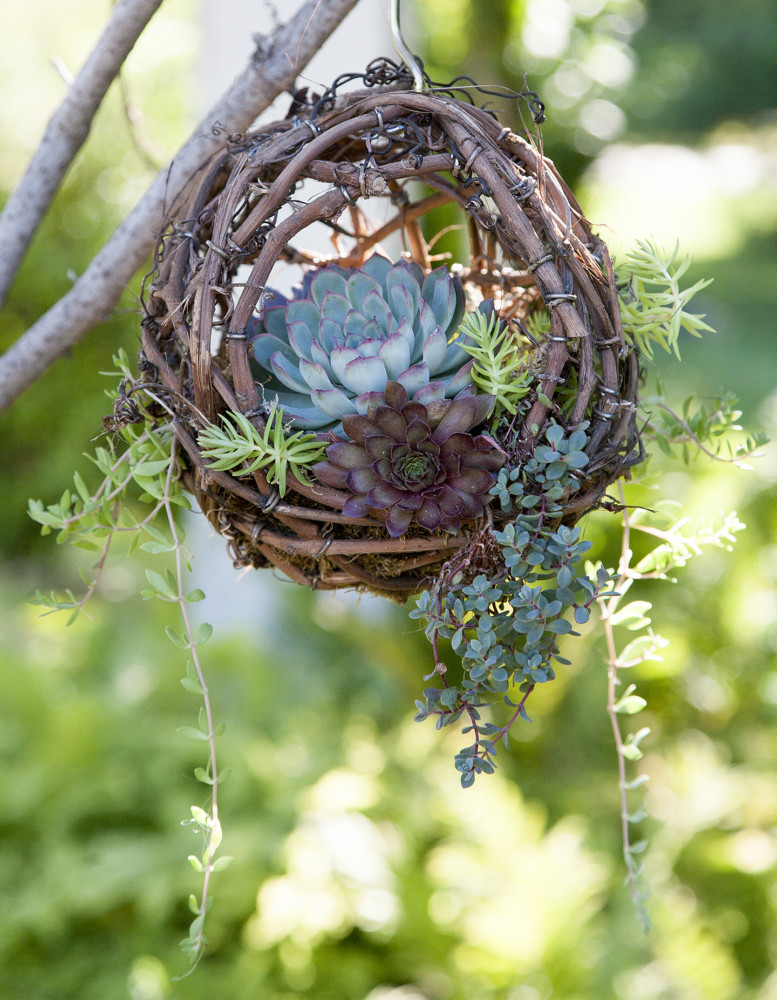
[2, 0, 777, 998]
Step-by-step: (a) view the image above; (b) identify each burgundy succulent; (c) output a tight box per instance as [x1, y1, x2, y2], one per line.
[312, 381, 506, 537]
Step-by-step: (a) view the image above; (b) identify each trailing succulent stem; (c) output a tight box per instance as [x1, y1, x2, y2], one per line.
[28, 351, 230, 972]
[411, 421, 611, 786]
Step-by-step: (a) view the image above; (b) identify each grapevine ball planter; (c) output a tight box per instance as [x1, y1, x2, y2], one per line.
[136, 61, 642, 601]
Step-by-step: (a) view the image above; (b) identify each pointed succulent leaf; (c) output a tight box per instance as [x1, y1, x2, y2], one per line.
[443, 358, 475, 395]
[269, 350, 311, 393]
[286, 298, 321, 340]
[361, 289, 392, 332]
[343, 309, 367, 340]
[417, 298, 438, 341]
[357, 338, 382, 359]
[318, 318, 343, 354]
[360, 252, 393, 287]
[272, 392, 337, 430]
[298, 358, 334, 391]
[396, 361, 430, 396]
[309, 339, 336, 379]
[354, 391, 385, 415]
[345, 270, 382, 308]
[422, 325, 449, 373]
[342, 355, 387, 394]
[433, 395, 479, 440]
[311, 268, 347, 306]
[378, 332, 412, 379]
[287, 320, 315, 361]
[387, 273, 419, 325]
[310, 387, 359, 418]
[263, 305, 288, 339]
[413, 380, 446, 405]
[253, 334, 298, 371]
[320, 291, 351, 327]
[330, 345, 360, 384]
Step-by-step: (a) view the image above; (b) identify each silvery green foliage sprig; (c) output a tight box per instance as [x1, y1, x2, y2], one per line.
[411, 422, 612, 786]
[28, 351, 231, 974]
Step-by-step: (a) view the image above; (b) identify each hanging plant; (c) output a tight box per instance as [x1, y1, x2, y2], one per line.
[29, 57, 764, 965]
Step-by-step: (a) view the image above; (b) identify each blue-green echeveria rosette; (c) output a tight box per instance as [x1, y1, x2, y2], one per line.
[311, 381, 507, 538]
[249, 253, 476, 430]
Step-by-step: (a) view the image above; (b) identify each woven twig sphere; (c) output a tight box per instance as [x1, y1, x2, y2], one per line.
[139, 67, 641, 600]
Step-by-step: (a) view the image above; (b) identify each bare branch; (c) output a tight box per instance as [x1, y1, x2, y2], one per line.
[0, 0, 166, 309]
[0, 0, 362, 414]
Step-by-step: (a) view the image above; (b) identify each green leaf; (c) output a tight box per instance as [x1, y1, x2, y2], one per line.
[144, 569, 176, 600]
[177, 726, 210, 741]
[614, 694, 648, 715]
[195, 622, 213, 646]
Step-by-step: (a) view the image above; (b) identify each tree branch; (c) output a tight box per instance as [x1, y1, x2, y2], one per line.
[0, 0, 166, 310]
[0, 0, 362, 415]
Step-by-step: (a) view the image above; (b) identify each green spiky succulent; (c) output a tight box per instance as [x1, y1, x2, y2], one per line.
[249, 254, 478, 430]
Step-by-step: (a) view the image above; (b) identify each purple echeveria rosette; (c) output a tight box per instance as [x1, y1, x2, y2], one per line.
[312, 381, 507, 538]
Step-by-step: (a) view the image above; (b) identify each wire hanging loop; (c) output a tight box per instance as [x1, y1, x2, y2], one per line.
[390, 0, 425, 92]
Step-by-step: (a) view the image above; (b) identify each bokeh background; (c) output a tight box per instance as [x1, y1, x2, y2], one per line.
[1, 1, 777, 997]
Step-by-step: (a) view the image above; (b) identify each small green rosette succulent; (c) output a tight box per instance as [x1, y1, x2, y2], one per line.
[249, 254, 477, 429]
